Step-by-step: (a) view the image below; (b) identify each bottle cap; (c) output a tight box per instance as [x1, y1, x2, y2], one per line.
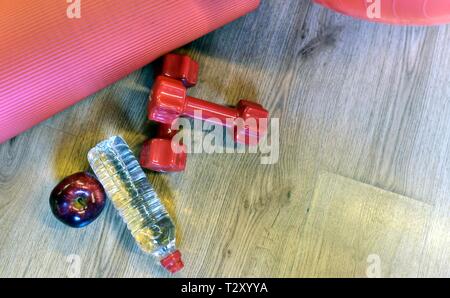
[160, 250, 184, 273]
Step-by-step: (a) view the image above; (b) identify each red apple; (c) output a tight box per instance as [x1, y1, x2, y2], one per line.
[49, 172, 106, 228]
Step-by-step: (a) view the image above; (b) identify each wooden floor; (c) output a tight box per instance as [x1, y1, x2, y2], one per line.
[0, 0, 449, 277]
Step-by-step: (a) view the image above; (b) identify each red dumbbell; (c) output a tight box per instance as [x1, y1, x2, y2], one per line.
[148, 76, 269, 145]
[140, 54, 198, 172]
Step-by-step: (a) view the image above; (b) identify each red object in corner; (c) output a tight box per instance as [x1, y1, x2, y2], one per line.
[314, 0, 450, 25]
[160, 250, 184, 274]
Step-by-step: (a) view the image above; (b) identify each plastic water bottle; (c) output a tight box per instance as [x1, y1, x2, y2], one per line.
[87, 136, 183, 273]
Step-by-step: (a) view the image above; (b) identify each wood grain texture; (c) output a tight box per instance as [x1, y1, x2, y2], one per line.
[295, 172, 449, 278]
[0, 0, 449, 277]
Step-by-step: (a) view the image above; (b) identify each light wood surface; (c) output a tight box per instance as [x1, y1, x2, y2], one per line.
[0, 0, 449, 277]
[296, 172, 449, 278]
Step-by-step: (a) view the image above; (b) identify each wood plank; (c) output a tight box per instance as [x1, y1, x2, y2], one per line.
[293, 172, 449, 278]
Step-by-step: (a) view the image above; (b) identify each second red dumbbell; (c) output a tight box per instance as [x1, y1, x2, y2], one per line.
[148, 76, 269, 145]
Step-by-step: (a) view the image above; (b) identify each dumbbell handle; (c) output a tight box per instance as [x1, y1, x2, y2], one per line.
[157, 122, 179, 138]
[184, 96, 240, 127]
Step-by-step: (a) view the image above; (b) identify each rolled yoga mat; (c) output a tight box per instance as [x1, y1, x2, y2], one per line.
[315, 0, 450, 25]
[0, 0, 260, 143]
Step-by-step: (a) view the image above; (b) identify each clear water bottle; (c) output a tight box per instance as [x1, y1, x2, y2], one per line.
[87, 136, 183, 273]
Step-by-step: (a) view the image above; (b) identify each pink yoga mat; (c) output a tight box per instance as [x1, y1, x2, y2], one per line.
[315, 0, 450, 25]
[0, 0, 260, 143]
